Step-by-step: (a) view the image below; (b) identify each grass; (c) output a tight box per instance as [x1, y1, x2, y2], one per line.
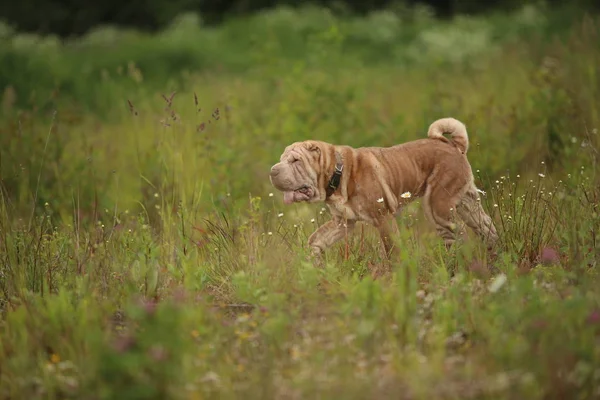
[1, 4, 600, 399]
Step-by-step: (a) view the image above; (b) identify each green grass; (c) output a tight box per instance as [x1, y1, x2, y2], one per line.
[1, 4, 600, 399]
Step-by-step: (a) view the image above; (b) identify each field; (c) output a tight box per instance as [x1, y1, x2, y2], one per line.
[0, 4, 599, 399]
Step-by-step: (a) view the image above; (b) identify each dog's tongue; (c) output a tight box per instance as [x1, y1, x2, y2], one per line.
[283, 191, 295, 204]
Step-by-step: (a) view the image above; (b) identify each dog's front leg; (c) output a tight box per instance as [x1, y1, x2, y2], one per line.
[307, 218, 356, 266]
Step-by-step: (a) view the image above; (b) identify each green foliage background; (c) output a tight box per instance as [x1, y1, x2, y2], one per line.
[0, 3, 599, 399]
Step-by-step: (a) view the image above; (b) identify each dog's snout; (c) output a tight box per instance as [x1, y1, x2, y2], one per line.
[270, 165, 281, 177]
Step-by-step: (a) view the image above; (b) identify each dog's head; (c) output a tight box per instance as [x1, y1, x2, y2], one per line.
[269, 140, 335, 204]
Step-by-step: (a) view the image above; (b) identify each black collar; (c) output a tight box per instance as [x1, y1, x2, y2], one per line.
[325, 151, 343, 198]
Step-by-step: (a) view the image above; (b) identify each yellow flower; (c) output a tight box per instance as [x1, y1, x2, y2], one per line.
[50, 353, 60, 364]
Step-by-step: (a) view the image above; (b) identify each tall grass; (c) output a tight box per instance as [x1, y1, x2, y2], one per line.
[1, 4, 599, 399]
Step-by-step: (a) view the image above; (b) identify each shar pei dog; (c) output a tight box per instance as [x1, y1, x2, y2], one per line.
[269, 117, 499, 265]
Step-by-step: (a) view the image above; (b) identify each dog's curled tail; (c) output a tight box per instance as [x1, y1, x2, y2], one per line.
[427, 117, 469, 154]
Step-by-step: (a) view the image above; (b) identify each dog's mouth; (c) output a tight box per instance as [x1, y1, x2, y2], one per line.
[283, 185, 314, 204]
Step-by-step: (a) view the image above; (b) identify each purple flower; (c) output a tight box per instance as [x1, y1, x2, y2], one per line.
[540, 247, 560, 265]
[587, 309, 600, 325]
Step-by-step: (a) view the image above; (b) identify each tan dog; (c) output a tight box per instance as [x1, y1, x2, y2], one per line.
[269, 117, 498, 264]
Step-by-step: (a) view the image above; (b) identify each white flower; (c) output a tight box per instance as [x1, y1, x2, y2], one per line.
[154, 193, 159, 198]
[493, 204, 498, 208]
[267, 231, 273, 236]
[538, 173, 545, 178]
[488, 273, 507, 293]
[268, 193, 274, 197]
[377, 197, 384, 203]
[401, 192, 412, 199]
[277, 213, 284, 218]
[311, 218, 315, 223]
[321, 207, 326, 212]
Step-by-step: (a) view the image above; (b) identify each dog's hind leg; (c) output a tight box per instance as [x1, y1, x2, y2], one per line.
[456, 186, 499, 250]
[422, 184, 461, 249]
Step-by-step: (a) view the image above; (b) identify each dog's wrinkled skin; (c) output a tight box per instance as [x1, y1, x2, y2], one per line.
[269, 117, 499, 268]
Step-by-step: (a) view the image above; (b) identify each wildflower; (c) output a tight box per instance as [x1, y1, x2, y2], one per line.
[587, 309, 600, 325]
[401, 192, 412, 199]
[319, 211, 323, 215]
[311, 218, 315, 223]
[495, 180, 500, 184]
[377, 197, 384, 203]
[277, 212, 284, 218]
[267, 231, 273, 236]
[538, 173, 545, 178]
[321, 207, 326, 212]
[44, 202, 49, 207]
[493, 204, 498, 208]
[154, 193, 159, 198]
[540, 247, 560, 265]
[488, 273, 507, 293]
[516, 174, 520, 178]
[268, 193, 274, 197]
[50, 354, 61, 364]
[541, 161, 545, 165]
[293, 224, 298, 228]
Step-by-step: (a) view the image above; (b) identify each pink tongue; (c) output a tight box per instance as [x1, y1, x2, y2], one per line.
[283, 191, 295, 204]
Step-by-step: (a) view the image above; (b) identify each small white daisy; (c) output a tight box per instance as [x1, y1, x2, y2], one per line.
[267, 231, 273, 236]
[278, 212, 284, 218]
[268, 193, 274, 197]
[401, 192, 412, 199]
[311, 218, 315, 223]
[377, 198, 384, 203]
[538, 173, 545, 178]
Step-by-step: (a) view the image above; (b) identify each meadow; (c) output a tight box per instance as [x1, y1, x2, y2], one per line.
[0, 4, 599, 399]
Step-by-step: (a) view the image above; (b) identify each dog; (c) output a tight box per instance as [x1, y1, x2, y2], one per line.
[269, 117, 498, 265]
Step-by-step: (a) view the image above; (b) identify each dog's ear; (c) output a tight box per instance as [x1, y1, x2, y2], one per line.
[306, 142, 321, 156]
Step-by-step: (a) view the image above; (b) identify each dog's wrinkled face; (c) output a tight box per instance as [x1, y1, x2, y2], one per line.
[269, 140, 327, 204]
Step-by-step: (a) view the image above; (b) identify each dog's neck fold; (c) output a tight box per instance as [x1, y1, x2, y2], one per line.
[325, 151, 344, 198]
